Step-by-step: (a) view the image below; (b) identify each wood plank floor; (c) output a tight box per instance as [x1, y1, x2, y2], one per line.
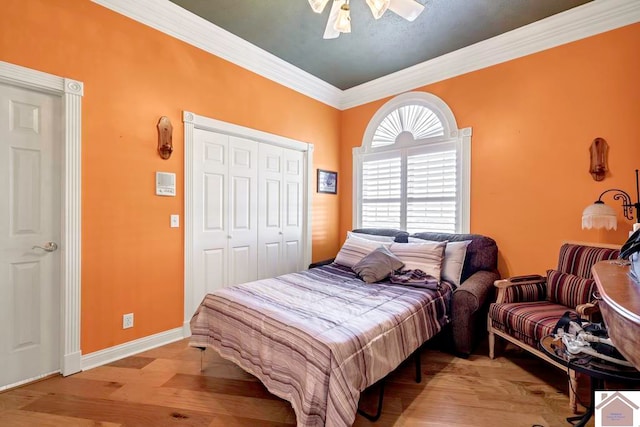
[0, 338, 616, 426]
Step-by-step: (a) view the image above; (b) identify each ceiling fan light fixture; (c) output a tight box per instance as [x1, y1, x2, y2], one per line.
[366, 0, 391, 19]
[334, 2, 352, 33]
[388, 0, 425, 21]
[308, 0, 331, 13]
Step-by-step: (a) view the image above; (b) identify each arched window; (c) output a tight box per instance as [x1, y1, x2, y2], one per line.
[353, 92, 471, 233]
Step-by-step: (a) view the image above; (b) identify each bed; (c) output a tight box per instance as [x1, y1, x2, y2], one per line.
[190, 260, 453, 427]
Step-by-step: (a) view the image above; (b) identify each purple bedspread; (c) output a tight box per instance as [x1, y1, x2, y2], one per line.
[190, 263, 452, 427]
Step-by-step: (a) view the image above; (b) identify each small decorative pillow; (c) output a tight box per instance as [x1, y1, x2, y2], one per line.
[546, 269, 596, 308]
[409, 238, 471, 286]
[334, 234, 387, 268]
[390, 241, 446, 282]
[352, 246, 405, 283]
[347, 231, 397, 243]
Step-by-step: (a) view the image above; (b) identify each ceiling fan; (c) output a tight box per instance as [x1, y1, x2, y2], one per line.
[308, 0, 425, 39]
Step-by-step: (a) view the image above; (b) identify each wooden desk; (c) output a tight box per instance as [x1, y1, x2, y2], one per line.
[592, 260, 640, 370]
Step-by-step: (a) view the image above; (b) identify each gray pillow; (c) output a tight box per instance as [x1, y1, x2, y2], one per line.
[352, 246, 405, 283]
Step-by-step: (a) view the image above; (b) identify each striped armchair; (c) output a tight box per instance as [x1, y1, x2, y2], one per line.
[487, 243, 619, 413]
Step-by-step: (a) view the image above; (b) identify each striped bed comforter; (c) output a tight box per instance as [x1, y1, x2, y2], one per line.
[190, 263, 452, 427]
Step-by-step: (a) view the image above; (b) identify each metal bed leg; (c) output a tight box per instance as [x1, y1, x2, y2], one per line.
[357, 380, 385, 422]
[414, 348, 422, 383]
[195, 347, 206, 372]
[357, 347, 421, 422]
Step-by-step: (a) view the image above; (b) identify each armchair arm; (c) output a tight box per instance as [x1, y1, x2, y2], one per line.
[576, 301, 601, 321]
[494, 274, 547, 304]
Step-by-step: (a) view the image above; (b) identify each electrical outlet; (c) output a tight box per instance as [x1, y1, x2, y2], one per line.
[123, 313, 134, 329]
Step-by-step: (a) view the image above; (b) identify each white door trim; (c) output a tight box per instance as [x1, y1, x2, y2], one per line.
[0, 61, 83, 376]
[182, 111, 313, 332]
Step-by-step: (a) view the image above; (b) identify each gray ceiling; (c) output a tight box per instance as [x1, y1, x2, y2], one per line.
[169, 0, 593, 90]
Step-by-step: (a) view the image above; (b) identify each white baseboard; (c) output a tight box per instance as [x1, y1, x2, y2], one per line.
[81, 327, 186, 371]
[182, 321, 192, 338]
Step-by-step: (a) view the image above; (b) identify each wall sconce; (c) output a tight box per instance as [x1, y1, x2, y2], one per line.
[157, 116, 173, 160]
[582, 169, 640, 230]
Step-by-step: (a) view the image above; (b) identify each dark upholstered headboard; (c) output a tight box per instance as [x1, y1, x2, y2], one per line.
[351, 228, 409, 243]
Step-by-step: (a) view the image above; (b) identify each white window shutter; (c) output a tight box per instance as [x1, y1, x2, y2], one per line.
[355, 92, 471, 234]
[406, 150, 457, 233]
[361, 156, 402, 229]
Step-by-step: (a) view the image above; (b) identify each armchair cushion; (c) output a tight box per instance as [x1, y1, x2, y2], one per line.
[546, 269, 596, 308]
[557, 244, 619, 278]
[501, 281, 547, 304]
[489, 301, 570, 347]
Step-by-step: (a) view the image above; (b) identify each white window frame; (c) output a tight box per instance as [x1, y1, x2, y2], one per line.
[353, 91, 471, 233]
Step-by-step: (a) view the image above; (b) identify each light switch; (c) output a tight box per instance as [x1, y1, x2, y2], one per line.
[170, 214, 180, 228]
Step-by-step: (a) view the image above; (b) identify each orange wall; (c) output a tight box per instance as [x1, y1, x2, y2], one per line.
[1, 0, 340, 353]
[340, 23, 640, 277]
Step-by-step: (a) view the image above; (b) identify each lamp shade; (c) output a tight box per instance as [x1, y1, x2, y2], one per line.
[582, 201, 618, 230]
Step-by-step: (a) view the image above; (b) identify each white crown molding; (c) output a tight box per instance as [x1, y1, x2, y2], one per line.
[92, 0, 639, 111]
[341, 0, 640, 109]
[91, 0, 343, 108]
[81, 327, 186, 371]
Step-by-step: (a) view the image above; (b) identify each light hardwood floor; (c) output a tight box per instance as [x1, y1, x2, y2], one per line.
[0, 338, 601, 426]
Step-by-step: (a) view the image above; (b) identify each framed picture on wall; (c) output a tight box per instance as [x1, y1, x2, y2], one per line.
[317, 169, 337, 194]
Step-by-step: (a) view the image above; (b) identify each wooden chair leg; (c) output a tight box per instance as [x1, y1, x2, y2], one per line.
[488, 330, 496, 359]
[569, 369, 578, 414]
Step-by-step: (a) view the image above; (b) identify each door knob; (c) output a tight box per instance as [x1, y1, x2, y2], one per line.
[32, 242, 58, 252]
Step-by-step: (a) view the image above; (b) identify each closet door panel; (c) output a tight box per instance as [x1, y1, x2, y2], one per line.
[258, 145, 284, 279]
[282, 149, 304, 274]
[203, 249, 225, 293]
[228, 245, 254, 286]
[193, 130, 229, 311]
[228, 136, 258, 284]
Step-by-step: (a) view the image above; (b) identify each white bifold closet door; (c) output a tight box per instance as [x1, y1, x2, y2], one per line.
[192, 127, 306, 313]
[257, 144, 304, 279]
[193, 129, 258, 301]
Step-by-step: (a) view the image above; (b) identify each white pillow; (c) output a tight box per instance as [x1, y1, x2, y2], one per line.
[408, 238, 471, 286]
[390, 241, 446, 281]
[335, 234, 387, 268]
[347, 231, 396, 243]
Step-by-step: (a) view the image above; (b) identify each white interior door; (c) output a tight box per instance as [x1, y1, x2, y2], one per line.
[0, 83, 61, 388]
[227, 136, 258, 286]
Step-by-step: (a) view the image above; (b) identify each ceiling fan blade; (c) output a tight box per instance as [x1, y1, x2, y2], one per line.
[308, 0, 331, 13]
[323, 0, 342, 39]
[388, 0, 425, 21]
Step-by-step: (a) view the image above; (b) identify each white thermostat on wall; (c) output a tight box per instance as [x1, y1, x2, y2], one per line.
[156, 172, 176, 196]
